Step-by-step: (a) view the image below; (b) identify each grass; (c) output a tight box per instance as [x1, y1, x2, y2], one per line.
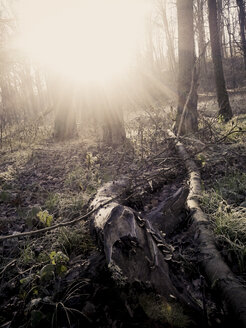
[12, 223, 95, 324]
[56, 226, 96, 256]
[198, 114, 246, 278]
[1, 99, 245, 326]
[201, 171, 246, 275]
[44, 192, 86, 218]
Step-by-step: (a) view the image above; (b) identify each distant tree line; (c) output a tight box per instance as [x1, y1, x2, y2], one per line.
[0, 0, 246, 144]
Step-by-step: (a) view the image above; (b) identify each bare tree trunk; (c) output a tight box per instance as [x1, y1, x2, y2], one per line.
[236, 0, 246, 71]
[53, 81, 77, 140]
[159, 0, 177, 75]
[102, 100, 126, 145]
[145, 15, 155, 72]
[196, 0, 207, 76]
[208, 0, 233, 121]
[175, 0, 198, 135]
[217, 0, 226, 58]
[226, 4, 237, 89]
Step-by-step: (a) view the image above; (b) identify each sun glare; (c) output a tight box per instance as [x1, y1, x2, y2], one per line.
[17, 0, 150, 84]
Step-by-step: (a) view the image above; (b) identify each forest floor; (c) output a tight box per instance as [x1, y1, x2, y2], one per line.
[0, 91, 246, 328]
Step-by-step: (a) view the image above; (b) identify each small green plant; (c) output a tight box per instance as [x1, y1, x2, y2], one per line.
[218, 114, 225, 124]
[45, 193, 59, 212]
[49, 251, 69, 275]
[37, 210, 53, 227]
[19, 243, 36, 266]
[25, 206, 42, 228]
[85, 152, 98, 169]
[197, 153, 206, 167]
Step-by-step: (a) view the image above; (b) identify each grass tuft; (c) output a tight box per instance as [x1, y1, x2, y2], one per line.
[201, 172, 246, 275]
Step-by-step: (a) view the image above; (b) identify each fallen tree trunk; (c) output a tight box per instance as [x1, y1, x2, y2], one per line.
[168, 130, 246, 327]
[90, 179, 197, 312]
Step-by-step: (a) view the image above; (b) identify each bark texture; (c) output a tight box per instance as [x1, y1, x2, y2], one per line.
[90, 180, 191, 305]
[175, 0, 198, 135]
[217, 0, 225, 58]
[208, 0, 233, 121]
[196, 0, 207, 75]
[236, 0, 246, 71]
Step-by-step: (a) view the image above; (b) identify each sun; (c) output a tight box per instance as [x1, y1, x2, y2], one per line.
[17, 0, 150, 85]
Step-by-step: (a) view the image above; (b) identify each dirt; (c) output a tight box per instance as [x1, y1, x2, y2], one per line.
[1, 93, 246, 327]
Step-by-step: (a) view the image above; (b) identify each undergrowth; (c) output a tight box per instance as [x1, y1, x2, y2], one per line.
[201, 171, 246, 276]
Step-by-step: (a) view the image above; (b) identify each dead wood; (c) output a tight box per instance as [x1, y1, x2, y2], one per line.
[168, 130, 246, 327]
[147, 186, 189, 235]
[90, 179, 196, 312]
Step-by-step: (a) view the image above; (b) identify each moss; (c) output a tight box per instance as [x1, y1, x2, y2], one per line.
[139, 293, 191, 327]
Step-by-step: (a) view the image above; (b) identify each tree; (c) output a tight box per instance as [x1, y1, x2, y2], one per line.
[224, 1, 237, 89]
[195, 0, 207, 76]
[236, 0, 246, 71]
[158, 0, 177, 75]
[208, 0, 233, 121]
[89, 85, 126, 146]
[175, 0, 198, 135]
[217, 0, 226, 58]
[53, 79, 77, 140]
[100, 87, 126, 145]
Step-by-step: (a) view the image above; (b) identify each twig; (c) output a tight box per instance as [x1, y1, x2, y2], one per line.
[180, 127, 246, 161]
[0, 196, 119, 242]
[215, 129, 246, 143]
[0, 259, 17, 276]
[2, 123, 243, 243]
[0, 162, 180, 243]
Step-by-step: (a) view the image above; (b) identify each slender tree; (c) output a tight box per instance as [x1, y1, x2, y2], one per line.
[217, 0, 226, 58]
[236, 0, 246, 70]
[208, 0, 233, 121]
[225, 2, 236, 89]
[196, 0, 207, 75]
[158, 0, 176, 75]
[53, 79, 77, 140]
[100, 86, 126, 145]
[175, 0, 198, 135]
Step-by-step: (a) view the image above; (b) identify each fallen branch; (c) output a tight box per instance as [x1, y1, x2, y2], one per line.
[4, 125, 243, 244]
[0, 196, 120, 242]
[168, 130, 246, 327]
[0, 259, 17, 276]
[0, 168, 174, 242]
